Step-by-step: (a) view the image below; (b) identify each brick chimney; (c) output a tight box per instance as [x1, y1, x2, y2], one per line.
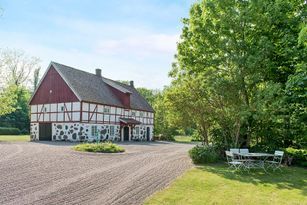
[130, 81, 134, 87]
[95, 68, 101, 77]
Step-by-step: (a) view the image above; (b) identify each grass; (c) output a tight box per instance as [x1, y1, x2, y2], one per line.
[145, 164, 307, 205]
[73, 142, 125, 153]
[0, 135, 30, 142]
[174, 135, 193, 143]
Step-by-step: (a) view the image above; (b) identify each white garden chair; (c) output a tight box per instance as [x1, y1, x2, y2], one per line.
[266, 151, 284, 171]
[225, 151, 244, 171]
[230, 148, 240, 154]
[239, 148, 249, 154]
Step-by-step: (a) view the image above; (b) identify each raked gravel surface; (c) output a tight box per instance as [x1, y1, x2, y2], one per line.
[0, 141, 194, 205]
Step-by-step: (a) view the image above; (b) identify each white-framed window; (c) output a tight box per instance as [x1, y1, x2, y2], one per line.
[91, 125, 98, 137]
[104, 106, 110, 113]
[44, 107, 48, 112]
[60, 106, 64, 112]
[131, 111, 136, 117]
[140, 112, 144, 117]
[135, 127, 139, 135]
[110, 126, 115, 136]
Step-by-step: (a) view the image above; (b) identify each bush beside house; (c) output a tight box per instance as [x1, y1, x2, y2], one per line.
[0, 127, 21, 135]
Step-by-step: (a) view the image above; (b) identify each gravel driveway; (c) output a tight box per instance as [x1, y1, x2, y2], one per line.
[0, 141, 194, 205]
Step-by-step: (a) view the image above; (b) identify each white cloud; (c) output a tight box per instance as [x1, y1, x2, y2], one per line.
[96, 33, 179, 57]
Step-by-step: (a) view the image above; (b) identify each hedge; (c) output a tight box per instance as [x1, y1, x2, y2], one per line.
[284, 147, 307, 167]
[0, 127, 21, 135]
[189, 145, 220, 164]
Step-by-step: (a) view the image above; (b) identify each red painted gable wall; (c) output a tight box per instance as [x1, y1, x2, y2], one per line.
[30, 66, 79, 105]
[107, 85, 131, 108]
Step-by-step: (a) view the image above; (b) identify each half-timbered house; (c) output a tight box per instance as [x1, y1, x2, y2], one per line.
[29, 62, 154, 142]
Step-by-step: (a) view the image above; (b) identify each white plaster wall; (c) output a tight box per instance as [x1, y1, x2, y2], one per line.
[30, 102, 81, 122]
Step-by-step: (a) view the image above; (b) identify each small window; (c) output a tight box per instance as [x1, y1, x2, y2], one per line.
[44, 107, 47, 112]
[61, 106, 64, 112]
[110, 126, 115, 136]
[135, 127, 139, 135]
[140, 112, 144, 117]
[91, 125, 98, 137]
[104, 106, 110, 113]
[131, 111, 136, 117]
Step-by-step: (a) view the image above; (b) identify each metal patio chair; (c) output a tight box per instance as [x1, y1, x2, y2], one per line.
[266, 151, 284, 171]
[230, 148, 240, 154]
[225, 151, 244, 171]
[239, 148, 249, 154]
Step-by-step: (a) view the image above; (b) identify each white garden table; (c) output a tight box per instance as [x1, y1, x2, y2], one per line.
[235, 153, 274, 172]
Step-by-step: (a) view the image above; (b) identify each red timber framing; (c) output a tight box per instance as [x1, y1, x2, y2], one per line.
[80, 101, 154, 125]
[31, 102, 80, 123]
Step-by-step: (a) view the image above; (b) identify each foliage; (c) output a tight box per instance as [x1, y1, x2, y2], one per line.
[0, 127, 21, 135]
[189, 145, 220, 164]
[167, 0, 306, 150]
[174, 135, 192, 143]
[0, 84, 17, 116]
[73, 142, 125, 153]
[145, 164, 307, 205]
[191, 130, 202, 141]
[0, 48, 41, 87]
[156, 134, 175, 141]
[0, 135, 29, 142]
[31, 68, 41, 92]
[0, 86, 31, 132]
[136, 87, 159, 106]
[284, 147, 307, 167]
[0, 49, 40, 131]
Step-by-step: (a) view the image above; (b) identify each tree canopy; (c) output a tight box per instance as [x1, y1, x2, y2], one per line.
[165, 0, 306, 149]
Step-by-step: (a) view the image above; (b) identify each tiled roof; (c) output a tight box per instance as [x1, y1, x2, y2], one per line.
[51, 62, 154, 112]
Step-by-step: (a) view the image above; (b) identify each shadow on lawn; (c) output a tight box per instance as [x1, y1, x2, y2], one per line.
[197, 163, 307, 195]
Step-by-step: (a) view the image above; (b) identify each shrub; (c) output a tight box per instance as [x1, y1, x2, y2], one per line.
[189, 145, 220, 164]
[0, 127, 21, 135]
[73, 142, 125, 153]
[284, 147, 307, 167]
[155, 134, 175, 141]
[191, 130, 202, 142]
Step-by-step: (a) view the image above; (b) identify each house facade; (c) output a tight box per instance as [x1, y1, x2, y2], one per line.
[29, 62, 154, 142]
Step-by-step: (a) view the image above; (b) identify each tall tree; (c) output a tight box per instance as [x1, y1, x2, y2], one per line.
[0, 84, 17, 116]
[172, 0, 306, 148]
[32, 68, 41, 92]
[0, 48, 41, 87]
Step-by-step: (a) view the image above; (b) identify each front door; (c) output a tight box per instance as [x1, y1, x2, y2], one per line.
[146, 127, 150, 141]
[39, 123, 52, 141]
[123, 126, 129, 141]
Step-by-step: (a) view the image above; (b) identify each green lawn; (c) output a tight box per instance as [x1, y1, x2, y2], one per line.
[0, 135, 30, 142]
[145, 164, 307, 205]
[174, 136, 193, 143]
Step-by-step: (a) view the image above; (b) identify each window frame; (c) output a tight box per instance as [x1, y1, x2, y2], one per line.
[104, 106, 110, 113]
[110, 125, 115, 136]
[91, 125, 98, 137]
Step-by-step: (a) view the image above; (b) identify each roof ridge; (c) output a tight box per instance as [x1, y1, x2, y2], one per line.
[52, 61, 133, 89]
[52, 61, 103, 79]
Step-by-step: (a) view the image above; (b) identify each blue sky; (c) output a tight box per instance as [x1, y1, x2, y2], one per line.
[0, 0, 194, 89]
